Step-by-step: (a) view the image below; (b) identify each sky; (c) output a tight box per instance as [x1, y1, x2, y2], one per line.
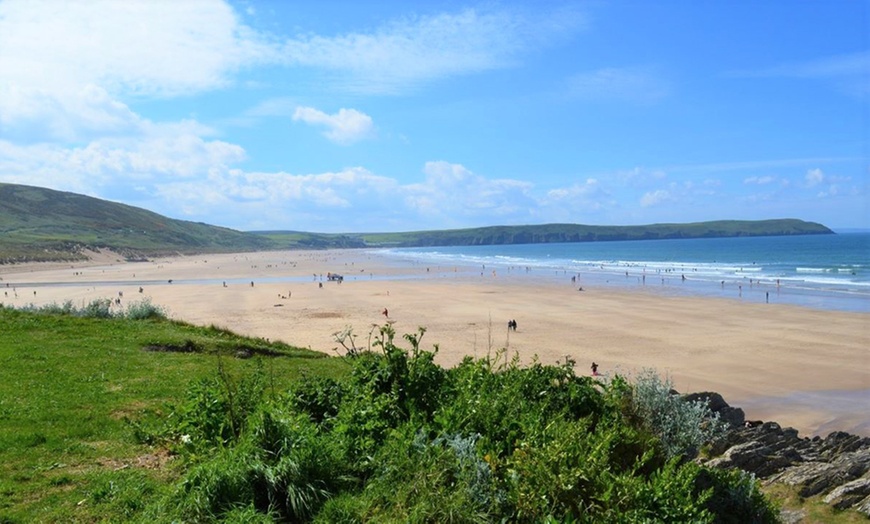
[0, 0, 867, 232]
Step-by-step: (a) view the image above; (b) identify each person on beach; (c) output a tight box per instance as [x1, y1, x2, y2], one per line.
[382, 308, 389, 318]
[591, 362, 599, 376]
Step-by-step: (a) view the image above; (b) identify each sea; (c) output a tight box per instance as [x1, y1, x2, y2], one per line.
[379, 232, 870, 314]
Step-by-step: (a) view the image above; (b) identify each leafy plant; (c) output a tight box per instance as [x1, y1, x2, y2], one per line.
[628, 368, 728, 460]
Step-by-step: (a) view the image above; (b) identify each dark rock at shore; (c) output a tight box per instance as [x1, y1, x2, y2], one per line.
[697, 392, 870, 518]
[683, 391, 746, 428]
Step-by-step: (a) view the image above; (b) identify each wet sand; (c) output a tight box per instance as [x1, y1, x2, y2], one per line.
[2, 249, 868, 437]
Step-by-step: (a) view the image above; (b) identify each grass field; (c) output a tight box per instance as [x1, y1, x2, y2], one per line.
[0, 307, 347, 522]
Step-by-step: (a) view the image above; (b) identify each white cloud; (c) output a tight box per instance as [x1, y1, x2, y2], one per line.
[0, 131, 245, 198]
[406, 161, 536, 224]
[423, 160, 474, 186]
[640, 189, 671, 207]
[805, 168, 825, 186]
[0, 0, 277, 143]
[0, 0, 275, 99]
[292, 107, 374, 145]
[279, 7, 585, 94]
[567, 66, 670, 104]
[743, 175, 775, 185]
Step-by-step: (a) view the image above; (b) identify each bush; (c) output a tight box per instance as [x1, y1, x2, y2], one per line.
[629, 369, 727, 460]
[165, 409, 344, 523]
[696, 467, 779, 524]
[356, 429, 500, 523]
[141, 326, 777, 523]
[165, 362, 266, 453]
[80, 298, 113, 318]
[124, 298, 167, 320]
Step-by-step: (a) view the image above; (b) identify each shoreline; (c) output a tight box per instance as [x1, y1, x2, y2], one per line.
[2, 248, 868, 437]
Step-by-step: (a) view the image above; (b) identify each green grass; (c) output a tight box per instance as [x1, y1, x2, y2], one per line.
[763, 484, 869, 524]
[0, 307, 347, 522]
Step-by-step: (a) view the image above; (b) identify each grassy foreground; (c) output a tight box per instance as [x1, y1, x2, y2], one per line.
[0, 305, 345, 522]
[0, 304, 791, 523]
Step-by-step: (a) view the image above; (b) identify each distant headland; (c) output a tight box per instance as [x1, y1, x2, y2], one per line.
[0, 182, 833, 264]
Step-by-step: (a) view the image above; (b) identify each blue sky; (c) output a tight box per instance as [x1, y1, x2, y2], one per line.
[0, 0, 867, 232]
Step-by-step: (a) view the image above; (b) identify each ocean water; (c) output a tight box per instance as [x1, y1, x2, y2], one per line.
[381, 233, 870, 313]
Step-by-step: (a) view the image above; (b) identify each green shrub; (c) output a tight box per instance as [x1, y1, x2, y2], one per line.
[629, 369, 727, 460]
[288, 375, 344, 426]
[434, 356, 603, 458]
[80, 298, 113, 318]
[166, 361, 266, 453]
[166, 408, 343, 522]
[124, 298, 167, 320]
[507, 418, 661, 521]
[141, 325, 777, 523]
[696, 467, 779, 524]
[358, 428, 500, 523]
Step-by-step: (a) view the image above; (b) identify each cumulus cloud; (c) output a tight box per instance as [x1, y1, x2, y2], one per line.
[0, 0, 275, 99]
[292, 107, 374, 144]
[405, 161, 536, 224]
[0, 0, 277, 143]
[805, 168, 825, 186]
[146, 160, 545, 230]
[640, 189, 672, 207]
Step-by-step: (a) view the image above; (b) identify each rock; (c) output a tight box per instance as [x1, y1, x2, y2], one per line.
[823, 476, 870, 510]
[683, 391, 745, 427]
[695, 389, 870, 516]
[771, 449, 870, 497]
[684, 391, 729, 412]
[711, 440, 802, 478]
[767, 462, 836, 489]
[778, 508, 807, 524]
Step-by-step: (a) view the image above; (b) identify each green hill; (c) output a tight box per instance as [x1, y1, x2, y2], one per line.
[265, 219, 834, 248]
[0, 182, 834, 263]
[0, 183, 272, 263]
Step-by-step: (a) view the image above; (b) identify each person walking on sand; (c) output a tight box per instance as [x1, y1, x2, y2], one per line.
[382, 308, 389, 318]
[591, 362, 599, 376]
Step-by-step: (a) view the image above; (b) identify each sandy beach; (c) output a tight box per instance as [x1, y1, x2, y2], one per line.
[2, 249, 868, 437]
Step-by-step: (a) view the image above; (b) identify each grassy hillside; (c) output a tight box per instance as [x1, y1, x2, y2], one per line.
[266, 218, 834, 248]
[0, 304, 346, 522]
[0, 183, 272, 263]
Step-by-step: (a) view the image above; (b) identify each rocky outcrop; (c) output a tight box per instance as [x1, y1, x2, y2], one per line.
[695, 393, 870, 518]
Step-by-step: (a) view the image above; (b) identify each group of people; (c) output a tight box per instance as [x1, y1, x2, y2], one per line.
[507, 319, 518, 331]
